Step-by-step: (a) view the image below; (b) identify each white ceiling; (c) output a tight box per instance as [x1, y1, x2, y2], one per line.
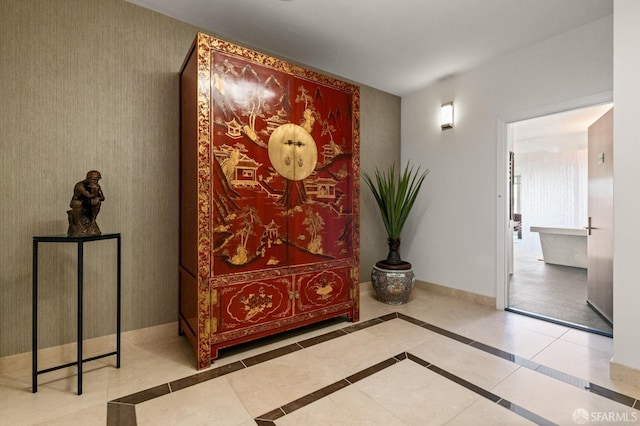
[513, 103, 613, 154]
[128, 0, 612, 96]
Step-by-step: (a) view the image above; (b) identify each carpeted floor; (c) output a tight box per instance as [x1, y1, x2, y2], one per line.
[508, 242, 612, 335]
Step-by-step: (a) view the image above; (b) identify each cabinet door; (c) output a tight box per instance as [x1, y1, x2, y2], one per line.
[208, 49, 358, 277]
[287, 77, 357, 265]
[294, 267, 352, 314]
[218, 277, 292, 331]
[209, 49, 294, 277]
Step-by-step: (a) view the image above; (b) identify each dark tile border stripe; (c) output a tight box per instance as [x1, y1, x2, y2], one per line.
[397, 312, 637, 409]
[423, 356, 557, 426]
[242, 343, 303, 367]
[297, 329, 349, 348]
[254, 352, 558, 426]
[169, 360, 245, 392]
[425, 361, 502, 403]
[110, 383, 171, 405]
[106, 402, 137, 426]
[344, 357, 399, 384]
[106, 312, 638, 425]
[281, 379, 351, 415]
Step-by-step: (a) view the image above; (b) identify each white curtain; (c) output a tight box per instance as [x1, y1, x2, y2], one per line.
[514, 149, 588, 252]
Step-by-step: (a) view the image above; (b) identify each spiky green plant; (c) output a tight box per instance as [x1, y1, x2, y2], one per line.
[362, 162, 429, 241]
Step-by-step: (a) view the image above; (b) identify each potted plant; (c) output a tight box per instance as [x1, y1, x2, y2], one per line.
[363, 162, 429, 304]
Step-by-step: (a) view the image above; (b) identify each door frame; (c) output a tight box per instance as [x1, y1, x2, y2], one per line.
[495, 91, 613, 310]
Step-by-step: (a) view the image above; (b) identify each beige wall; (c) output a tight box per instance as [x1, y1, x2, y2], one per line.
[0, 0, 400, 357]
[359, 86, 402, 276]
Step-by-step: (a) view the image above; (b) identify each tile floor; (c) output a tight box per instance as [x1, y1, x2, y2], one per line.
[1, 283, 638, 425]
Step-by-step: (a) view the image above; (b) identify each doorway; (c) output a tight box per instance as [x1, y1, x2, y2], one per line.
[505, 103, 613, 336]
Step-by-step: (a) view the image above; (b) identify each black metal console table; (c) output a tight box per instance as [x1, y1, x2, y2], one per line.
[32, 233, 121, 395]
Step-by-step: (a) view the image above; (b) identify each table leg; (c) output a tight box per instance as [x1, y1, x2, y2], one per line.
[77, 241, 83, 395]
[32, 240, 38, 393]
[116, 235, 121, 368]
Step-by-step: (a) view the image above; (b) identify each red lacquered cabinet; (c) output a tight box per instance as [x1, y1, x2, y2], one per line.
[179, 33, 360, 369]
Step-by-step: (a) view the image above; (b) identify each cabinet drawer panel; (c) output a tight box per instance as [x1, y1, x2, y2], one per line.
[219, 277, 292, 331]
[295, 268, 351, 313]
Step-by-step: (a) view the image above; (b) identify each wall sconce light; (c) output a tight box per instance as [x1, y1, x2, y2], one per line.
[440, 102, 453, 129]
